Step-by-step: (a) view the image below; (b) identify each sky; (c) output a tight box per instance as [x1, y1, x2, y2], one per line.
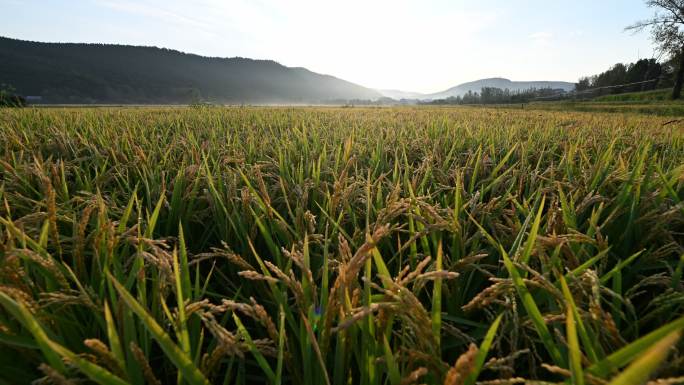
[0, 0, 657, 93]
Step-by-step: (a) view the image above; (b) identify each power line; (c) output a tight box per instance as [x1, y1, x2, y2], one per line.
[532, 77, 665, 101]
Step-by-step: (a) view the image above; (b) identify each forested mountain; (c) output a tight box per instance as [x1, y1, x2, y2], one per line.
[424, 78, 575, 100]
[0, 37, 381, 104]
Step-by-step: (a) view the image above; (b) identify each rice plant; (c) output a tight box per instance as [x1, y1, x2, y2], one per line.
[0, 106, 683, 385]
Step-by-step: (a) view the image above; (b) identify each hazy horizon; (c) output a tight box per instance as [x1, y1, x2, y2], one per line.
[1, 0, 655, 93]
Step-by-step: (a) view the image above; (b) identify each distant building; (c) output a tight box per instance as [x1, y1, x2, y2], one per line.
[25, 96, 42, 103]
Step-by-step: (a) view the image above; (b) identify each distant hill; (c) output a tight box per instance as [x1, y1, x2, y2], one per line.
[424, 77, 575, 100]
[0, 37, 381, 104]
[376, 89, 426, 100]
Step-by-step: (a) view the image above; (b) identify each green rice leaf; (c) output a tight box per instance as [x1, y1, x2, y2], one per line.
[605, 331, 680, 385]
[107, 273, 210, 385]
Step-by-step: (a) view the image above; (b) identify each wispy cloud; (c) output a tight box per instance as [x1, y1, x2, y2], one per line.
[529, 31, 553, 46]
[93, 0, 217, 36]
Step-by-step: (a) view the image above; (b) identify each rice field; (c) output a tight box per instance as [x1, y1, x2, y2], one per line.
[0, 106, 683, 385]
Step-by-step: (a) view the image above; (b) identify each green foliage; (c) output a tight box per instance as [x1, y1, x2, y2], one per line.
[593, 89, 674, 102]
[524, 101, 684, 116]
[0, 106, 683, 384]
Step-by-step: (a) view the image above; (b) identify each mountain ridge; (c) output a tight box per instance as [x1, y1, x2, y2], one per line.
[377, 77, 576, 100]
[2, 37, 577, 104]
[0, 36, 381, 104]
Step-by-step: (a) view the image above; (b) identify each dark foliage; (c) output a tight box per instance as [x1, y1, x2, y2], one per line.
[575, 59, 667, 93]
[627, 1, 684, 98]
[0, 83, 26, 107]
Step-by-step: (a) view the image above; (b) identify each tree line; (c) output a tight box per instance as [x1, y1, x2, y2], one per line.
[421, 87, 566, 105]
[566, 0, 684, 100]
[575, 58, 671, 93]
[628, 0, 684, 99]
